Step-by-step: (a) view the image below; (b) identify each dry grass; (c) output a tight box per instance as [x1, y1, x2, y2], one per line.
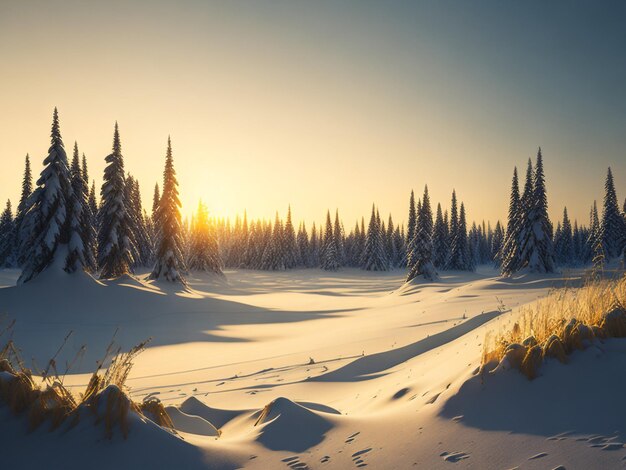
[0, 329, 174, 439]
[482, 273, 626, 379]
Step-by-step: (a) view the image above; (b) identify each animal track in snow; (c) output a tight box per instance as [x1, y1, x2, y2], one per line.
[352, 448, 371, 467]
[440, 451, 470, 462]
[281, 455, 309, 469]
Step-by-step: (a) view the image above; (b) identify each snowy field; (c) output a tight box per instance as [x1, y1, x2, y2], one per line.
[1, 267, 626, 469]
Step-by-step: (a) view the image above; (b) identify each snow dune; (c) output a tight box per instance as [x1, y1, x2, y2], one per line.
[1, 267, 625, 469]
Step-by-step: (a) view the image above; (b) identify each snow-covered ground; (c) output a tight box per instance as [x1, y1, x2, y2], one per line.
[1, 267, 625, 469]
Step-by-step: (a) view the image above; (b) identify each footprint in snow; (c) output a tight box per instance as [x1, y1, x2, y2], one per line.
[345, 432, 360, 444]
[281, 455, 309, 469]
[440, 451, 470, 462]
[352, 448, 371, 467]
[528, 452, 548, 460]
[320, 455, 330, 464]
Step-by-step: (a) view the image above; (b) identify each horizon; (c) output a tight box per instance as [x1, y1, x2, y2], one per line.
[1, 1, 625, 228]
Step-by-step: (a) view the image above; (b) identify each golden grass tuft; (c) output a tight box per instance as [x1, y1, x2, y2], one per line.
[482, 273, 626, 379]
[0, 331, 175, 439]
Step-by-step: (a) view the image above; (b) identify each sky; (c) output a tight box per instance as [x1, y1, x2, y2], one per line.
[0, 0, 625, 229]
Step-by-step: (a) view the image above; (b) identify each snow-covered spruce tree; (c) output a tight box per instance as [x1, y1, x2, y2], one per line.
[385, 215, 398, 268]
[555, 207, 574, 266]
[261, 213, 286, 270]
[518, 148, 556, 273]
[601, 167, 625, 261]
[401, 190, 417, 268]
[296, 222, 310, 267]
[150, 137, 187, 282]
[14, 154, 33, 264]
[188, 201, 222, 274]
[321, 210, 340, 271]
[406, 186, 436, 281]
[500, 167, 522, 275]
[309, 222, 320, 267]
[491, 221, 505, 267]
[393, 224, 405, 267]
[65, 142, 93, 273]
[78, 153, 98, 271]
[0, 200, 15, 267]
[333, 210, 345, 267]
[283, 206, 299, 269]
[459, 203, 473, 271]
[129, 176, 153, 266]
[123, 174, 142, 266]
[469, 222, 480, 268]
[19, 108, 75, 283]
[361, 205, 388, 271]
[432, 203, 448, 269]
[445, 190, 459, 269]
[588, 201, 604, 272]
[98, 123, 135, 279]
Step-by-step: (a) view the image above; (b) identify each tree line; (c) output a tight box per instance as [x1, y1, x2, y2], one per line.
[0, 110, 624, 285]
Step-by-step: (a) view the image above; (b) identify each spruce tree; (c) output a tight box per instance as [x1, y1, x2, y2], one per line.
[65, 142, 91, 273]
[402, 190, 417, 267]
[333, 210, 345, 266]
[321, 211, 340, 271]
[188, 201, 222, 274]
[589, 201, 604, 272]
[491, 221, 505, 267]
[151, 137, 187, 282]
[518, 148, 556, 273]
[501, 167, 522, 275]
[283, 206, 299, 269]
[556, 207, 574, 266]
[407, 186, 436, 281]
[261, 213, 286, 270]
[432, 203, 448, 269]
[309, 222, 320, 267]
[297, 222, 310, 267]
[15, 154, 33, 264]
[19, 108, 73, 283]
[361, 204, 388, 271]
[446, 190, 459, 269]
[98, 123, 135, 278]
[459, 203, 473, 271]
[385, 214, 398, 268]
[0, 200, 15, 267]
[601, 167, 625, 260]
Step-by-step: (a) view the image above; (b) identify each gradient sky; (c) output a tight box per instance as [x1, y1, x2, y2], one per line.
[1, 1, 624, 229]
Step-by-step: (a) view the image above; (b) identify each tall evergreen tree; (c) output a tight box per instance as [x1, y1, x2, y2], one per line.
[361, 204, 388, 271]
[15, 154, 33, 264]
[0, 200, 15, 267]
[261, 213, 286, 270]
[501, 167, 522, 274]
[19, 108, 74, 283]
[151, 137, 186, 282]
[188, 201, 222, 274]
[555, 207, 574, 265]
[309, 222, 320, 267]
[296, 222, 310, 267]
[432, 203, 448, 269]
[98, 123, 135, 278]
[283, 206, 299, 269]
[491, 221, 505, 267]
[407, 186, 436, 281]
[601, 167, 624, 260]
[321, 210, 340, 271]
[65, 142, 92, 273]
[446, 190, 459, 269]
[333, 210, 345, 266]
[518, 148, 556, 273]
